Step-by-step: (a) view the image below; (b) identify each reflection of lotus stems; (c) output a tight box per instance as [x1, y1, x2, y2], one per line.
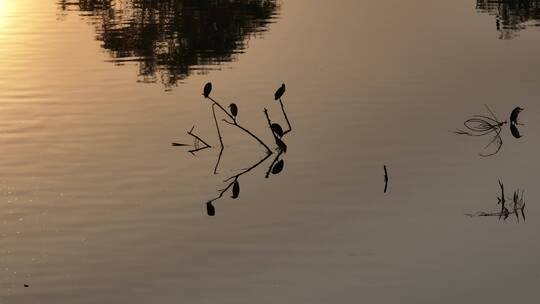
[263, 108, 279, 143]
[278, 98, 292, 135]
[181, 83, 294, 216]
[208, 152, 272, 205]
[207, 96, 272, 154]
[212, 104, 225, 174]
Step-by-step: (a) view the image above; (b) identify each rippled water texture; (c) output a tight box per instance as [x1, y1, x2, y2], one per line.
[1, 0, 540, 303]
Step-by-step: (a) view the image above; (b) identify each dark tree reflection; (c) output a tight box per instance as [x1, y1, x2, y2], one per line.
[476, 0, 540, 39]
[58, 0, 280, 88]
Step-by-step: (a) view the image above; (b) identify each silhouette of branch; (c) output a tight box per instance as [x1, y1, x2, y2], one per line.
[263, 108, 279, 142]
[209, 152, 272, 204]
[212, 104, 225, 174]
[207, 96, 272, 154]
[224, 152, 273, 183]
[190, 82, 294, 216]
[172, 126, 212, 154]
[188, 126, 212, 148]
[187, 126, 212, 154]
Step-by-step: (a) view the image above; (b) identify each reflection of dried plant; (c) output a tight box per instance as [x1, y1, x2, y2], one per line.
[466, 180, 526, 222]
[174, 82, 293, 216]
[455, 105, 507, 157]
[171, 126, 212, 154]
[206, 152, 273, 216]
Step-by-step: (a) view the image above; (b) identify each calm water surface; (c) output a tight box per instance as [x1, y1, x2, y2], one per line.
[1, 0, 540, 303]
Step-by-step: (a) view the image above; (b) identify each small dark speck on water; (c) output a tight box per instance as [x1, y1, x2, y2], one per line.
[24, 284, 29, 287]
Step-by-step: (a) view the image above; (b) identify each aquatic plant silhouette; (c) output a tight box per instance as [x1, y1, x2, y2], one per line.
[172, 126, 212, 154]
[206, 152, 272, 215]
[384, 165, 389, 193]
[466, 180, 526, 222]
[455, 105, 507, 157]
[58, 0, 280, 88]
[203, 82, 273, 173]
[173, 82, 293, 216]
[476, 0, 540, 39]
[455, 105, 525, 156]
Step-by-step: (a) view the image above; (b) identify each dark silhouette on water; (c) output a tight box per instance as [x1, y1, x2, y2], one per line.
[273, 84, 292, 136]
[173, 82, 293, 216]
[509, 106, 524, 138]
[384, 165, 389, 193]
[466, 180, 526, 222]
[510, 124, 522, 138]
[58, 0, 280, 88]
[510, 106, 524, 125]
[171, 126, 212, 155]
[231, 180, 240, 199]
[229, 103, 238, 118]
[455, 105, 507, 157]
[203, 82, 213, 98]
[268, 156, 284, 176]
[274, 83, 286, 100]
[206, 201, 216, 216]
[476, 0, 540, 39]
[206, 84, 273, 173]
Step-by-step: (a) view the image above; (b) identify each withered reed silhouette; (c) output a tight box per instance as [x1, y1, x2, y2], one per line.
[455, 105, 507, 157]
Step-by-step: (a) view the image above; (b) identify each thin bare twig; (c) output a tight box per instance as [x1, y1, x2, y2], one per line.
[263, 108, 279, 142]
[208, 96, 272, 154]
[187, 126, 212, 154]
[188, 126, 212, 148]
[209, 152, 273, 204]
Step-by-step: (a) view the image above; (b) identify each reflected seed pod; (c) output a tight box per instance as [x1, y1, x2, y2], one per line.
[203, 82, 212, 98]
[510, 107, 523, 125]
[510, 124, 521, 139]
[206, 201, 216, 216]
[229, 103, 238, 117]
[271, 159, 284, 175]
[274, 83, 285, 100]
[232, 181, 240, 199]
[271, 123, 284, 138]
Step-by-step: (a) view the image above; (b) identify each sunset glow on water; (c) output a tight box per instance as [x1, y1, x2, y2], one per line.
[1, 1, 540, 303]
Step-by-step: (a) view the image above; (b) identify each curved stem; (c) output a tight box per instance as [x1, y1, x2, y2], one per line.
[209, 96, 272, 154]
[212, 104, 225, 174]
[279, 98, 292, 135]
